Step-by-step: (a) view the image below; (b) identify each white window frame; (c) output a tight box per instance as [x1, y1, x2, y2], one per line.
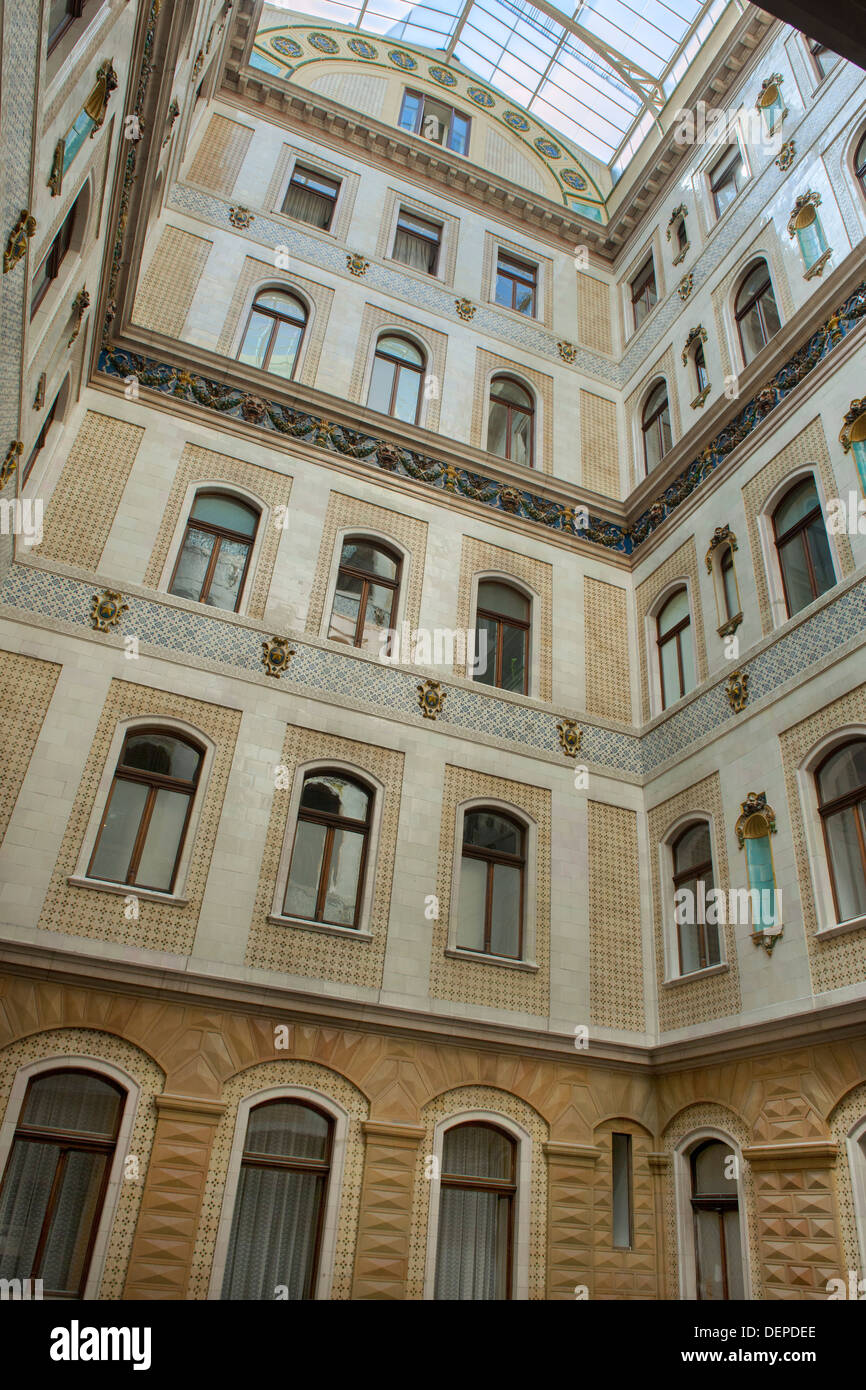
[447, 796, 538, 968]
[658, 811, 728, 983]
[757, 465, 840, 631]
[795, 726, 866, 938]
[674, 1126, 752, 1301]
[646, 579, 696, 718]
[158, 479, 269, 618]
[320, 526, 411, 657]
[468, 569, 539, 699]
[422, 1109, 532, 1300]
[207, 1085, 350, 1301]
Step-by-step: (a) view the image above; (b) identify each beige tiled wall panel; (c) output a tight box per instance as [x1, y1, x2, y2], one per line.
[215, 255, 334, 387]
[376, 188, 460, 286]
[305, 491, 428, 638]
[453, 535, 553, 701]
[429, 765, 551, 1017]
[483, 128, 547, 194]
[576, 272, 612, 355]
[741, 416, 854, 635]
[246, 725, 404, 989]
[189, 1060, 369, 1299]
[635, 536, 707, 721]
[143, 443, 293, 620]
[482, 232, 554, 327]
[579, 389, 620, 499]
[0, 652, 60, 845]
[348, 304, 447, 432]
[471, 347, 555, 474]
[38, 411, 145, 570]
[587, 801, 644, 1030]
[308, 69, 388, 119]
[132, 225, 213, 337]
[779, 681, 866, 996]
[710, 222, 794, 378]
[264, 143, 360, 244]
[583, 577, 632, 723]
[187, 114, 254, 195]
[647, 772, 742, 1031]
[38, 680, 241, 954]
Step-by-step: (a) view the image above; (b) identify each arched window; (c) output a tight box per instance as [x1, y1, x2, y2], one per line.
[642, 381, 672, 473]
[238, 290, 306, 378]
[87, 729, 203, 892]
[169, 491, 259, 612]
[458, 808, 525, 959]
[720, 545, 738, 624]
[772, 477, 835, 617]
[282, 771, 372, 929]
[475, 580, 529, 694]
[689, 1139, 745, 1300]
[855, 131, 866, 198]
[221, 1099, 333, 1300]
[487, 376, 534, 468]
[656, 587, 694, 708]
[693, 341, 709, 395]
[816, 740, 866, 923]
[434, 1122, 516, 1300]
[672, 822, 720, 975]
[0, 1069, 124, 1298]
[327, 538, 401, 653]
[734, 261, 781, 364]
[367, 334, 424, 424]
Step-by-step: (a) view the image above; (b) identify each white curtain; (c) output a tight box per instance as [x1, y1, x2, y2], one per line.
[222, 1165, 324, 1300]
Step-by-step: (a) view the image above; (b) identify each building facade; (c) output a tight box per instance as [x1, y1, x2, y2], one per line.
[0, 0, 865, 1300]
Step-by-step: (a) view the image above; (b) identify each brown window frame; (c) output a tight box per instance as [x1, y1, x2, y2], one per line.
[460, 809, 526, 959]
[734, 263, 778, 363]
[476, 581, 530, 695]
[283, 770, 373, 930]
[330, 539, 401, 650]
[238, 291, 307, 377]
[23, 392, 60, 486]
[772, 482, 831, 618]
[437, 1121, 516, 1300]
[709, 144, 743, 218]
[369, 334, 425, 424]
[398, 88, 471, 156]
[488, 375, 534, 469]
[86, 727, 204, 893]
[282, 164, 341, 230]
[690, 1140, 741, 1301]
[720, 545, 737, 621]
[816, 741, 866, 923]
[393, 210, 442, 275]
[656, 588, 690, 710]
[0, 1066, 124, 1298]
[642, 381, 671, 473]
[30, 206, 77, 318]
[630, 256, 657, 329]
[672, 821, 716, 974]
[47, 0, 85, 55]
[495, 252, 538, 316]
[168, 490, 259, 612]
[693, 341, 709, 394]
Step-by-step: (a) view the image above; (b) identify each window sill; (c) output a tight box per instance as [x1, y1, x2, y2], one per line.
[67, 875, 188, 906]
[267, 913, 373, 941]
[816, 914, 866, 940]
[488, 296, 546, 330]
[663, 962, 729, 988]
[387, 253, 448, 288]
[444, 946, 538, 972]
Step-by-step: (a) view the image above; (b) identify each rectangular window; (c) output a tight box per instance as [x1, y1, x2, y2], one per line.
[392, 210, 442, 274]
[398, 88, 470, 156]
[495, 252, 537, 315]
[709, 144, 744, 218]
[23, 392, 60, 485]
[282, 164, 340, 230]
[30, 208, 75, 318]
[48, 0, 84, 54]
[630, 256, 656, 329]
[810, 41, 838, 81]
[612, 1132, 633, 1249]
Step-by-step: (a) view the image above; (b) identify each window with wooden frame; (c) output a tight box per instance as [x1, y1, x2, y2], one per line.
[693, 341, 709, 395]
[168, 492, 259, 612]
[611, 1133, 633, 1249]
[630, 255, 657, 329]
[486, 375, 534, 468]
[281, 770, 372, 929]
[397, 88, 470, 156]
[86, 729, 204, 893]
[30, 190, 81, 317]
[237, 289, 307, 378]
[672, 821, 720, 975]
[815, 739, 866, 925]
[0, 1068, 124, 1298]
[495, 252, 537, 316]
[772, 477, 835, 618]
[709, 143, 745, 218]
[366, 333, 425, 424]
[47, 0, 84, 54]
[734, 261, 781, 364]
[457, 808, 525, 959]
[641, 380, 672, 473]
[689, 1139, 745, 1301]
[474, 580, 529, 695]
[392, 210, 442, 275]
[434, 1122, 516, 1300]
[22, 391, 61, 486]
[656, 587, 694, 709]
[327, 538, 401, 653]
[282, 165, 340, 230]
[221, 1099, 333, 1300]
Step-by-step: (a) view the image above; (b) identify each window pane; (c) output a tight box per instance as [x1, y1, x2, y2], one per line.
[393, 228, 436, 273]
[340, 541, 398, 581]
[88, 779, 148, 883]
[377, 335, 423, 365]
[724, 1209, 745, 1299]
[817, 743, 866, 802]
[706, 919, 721, 965]
[322, 827, 364, 926]
[511, 409, 532, 467]
[456, 856, 486, 950]
[722, 555, 738, 618]
[300, 774, 369, 821]
[367, 355, 396, 414]
[398, 91, 421, 133]
[255, 291, 305, 317]
[435, 1187, 507, 1299]
[477, 581, 529, 622]
[695, 1209, 726, 1299]
[679, 622, 695, 695]
[0, 1141, 59, 1279]
[486, 399, 508, 457]
[674, 824, 711, 873]
[204, 537, 249, 611]
[135, 787, 190, 891]
[328, 570, 362, 645]
[22, 1072, 121, 1136]
[283, 819, 327, 919]
[222, 1165, 325, 1300]
[660, 636, 681, 706]
[122, 734, 199, 781]
[658, 588, 689, 635]
[238, 311, 273, 369]
[442, 1125, 513, 1179]
[499, 622, 527, 692]
[679, 920, 702, 974]
[449, 112, 470, 156]
[779, 535, 814, 615]
[268, 318, 303, 379]
[393, 365, 421, 423]
[361, 581, 396, 651]
[739, 303, 768, 362]
[760, 286, 781, 339]
[39, 1149, 109, 1296]
[494, 272, 514, 309]
[805, 516, 835, 598]
[745, 835, 776, 928]
[190, 494, 258, 535]
[246, 1101, 330, 1161]
[612, 1133, 632, 1248]
[774, 479, 819, 535]
[825, 809, 866, 921]
[474, 615, 498, 688]
[490, 862, 521, 956]
[171, 526, 216, 602]
[463, 811, 521, 855]
[694, 1142, 737, 1195]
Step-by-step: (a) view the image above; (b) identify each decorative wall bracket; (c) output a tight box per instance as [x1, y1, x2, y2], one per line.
[84, 59, 118, 134]
[163, 99, 181, 148]
[691, 384, 712, 409]
[417, 678, 446, 719]
[682, 324, 707, 365]
[34, 374, 46, 410]
[556, 719, 582, 757]
[666, 204, 687, 240]
[68, 287, 90, 346]
[0, 441, 22, 489]
[90, 589, 128, 632]
[804, 248, 832, 280]
[4, 210, 36, 273]
[261, 636, 296, 677]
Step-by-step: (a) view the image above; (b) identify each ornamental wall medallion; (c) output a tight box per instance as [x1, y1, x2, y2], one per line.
[417, 678, 446, 719]
[726, 669, 749, 712]
[4, 210, 37, 273]
[192, 48, 205, 77]
[705, 524, 738, 570]
[84, 60, 118, 133]
[557, 340, 577, 363]
[561, 169, 587, 190]
[163, 100, 180, 147]
[346, 252, 369, 276]
[261, 636, 296, 677]
[240, 394, 267, 423]
[557, 719, 582, 757]
[90, 590, 128, 632]
[735, 791, 776, 848]
[840, 399, 866, 452]
[34, 374, 46, 410]
[229, 206, 254, 229]
[0, 441, 22, 489]
[775, 139, 795, 170]
[677, 272, 694, 301]
[309, 33, 340, 54]
[454, 297, 476, 321]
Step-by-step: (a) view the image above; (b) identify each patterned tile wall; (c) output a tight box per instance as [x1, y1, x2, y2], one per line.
[587, 801, 645, 1030]
[579, 390, 621, 498]
[131, 225, 213, 337]
[0, 651, 61, 845]
[187, 113, 254, 196]
[37, 411, 145, 570]
[583, 577, 632, 723]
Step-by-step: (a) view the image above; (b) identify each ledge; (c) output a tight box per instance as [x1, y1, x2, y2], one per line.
[662, 963, 729, 989]
[266, 913, 373, 941]
[66, 874, 189, 907]
[444, 947, 539, 973]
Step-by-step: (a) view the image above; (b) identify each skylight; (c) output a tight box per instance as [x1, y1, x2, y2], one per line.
[261, 0, 728, 164]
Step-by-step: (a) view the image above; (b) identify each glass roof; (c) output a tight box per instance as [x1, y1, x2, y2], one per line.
[261, 0, 729, 165]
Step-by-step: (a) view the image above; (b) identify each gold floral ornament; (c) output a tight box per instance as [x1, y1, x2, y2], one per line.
[48, 141, 65, 197]
[0, 441, 23, 489]
[839, 399, 866, 453]
[705, 524, 738, 571]
[417, 678, 446, 720]
[4, 210, 37, 274]
[681, 324, 707, 366]
[261, 636, 296, 678]
[68, 287, 90, 346]
[556, 719, 582, 757]
[677, 272, 694, 302]
[83, 60, 118, 134]
[90, 590, 128, 632]
[34, 374, 46, 410]
[229, 206, 254, 229]
[557, 340, 577, 363]
[775, 138, 795, 171]
[454, 297, 476, 321]
[346, 252, 369, 276]
[726, 669, 749, 712]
